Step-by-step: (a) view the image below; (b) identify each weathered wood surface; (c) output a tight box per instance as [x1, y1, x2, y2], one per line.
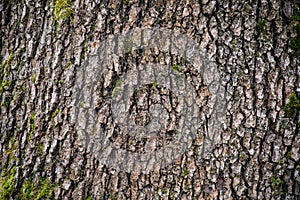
[0, 0, 299, 199]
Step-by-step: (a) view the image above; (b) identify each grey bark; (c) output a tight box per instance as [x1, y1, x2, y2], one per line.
[0, 0, 299, 199]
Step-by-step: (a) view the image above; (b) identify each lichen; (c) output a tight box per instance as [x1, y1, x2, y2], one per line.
[32, 72, 37, 83]
[112, 77, 123, 97]
[28, 113, 36, 140]
[0, 81, 11, 93]
[0, 166, 16, 199]
[123, 0, 130, 5]
[291, 11, 300, 55]
[151, 82, 158, 90]
[171, 64, 183, 73]
[53, 0, 73, 21]
[256, 19, 267, 35]
[51, 109, 60, 123]
[1, 168, 56, 200]
[19, 178, 56, 200]
[0, 53, 14, 76]
[271, 176, 285, 189]
[282, 93, 300, 118]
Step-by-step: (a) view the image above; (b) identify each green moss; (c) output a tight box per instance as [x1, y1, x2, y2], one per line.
[51, 109, 60, 123]
[123, 0, 129, 5]
[36, 179, 55, 199]
[239, 152, 246, 160]
[0, 81, 11, 93]
[20, 178, 56, 200]
[291, 11, 300, 21]
[171, 64, 183, 73]
[28, 113, 36, 140]
[287, 151, 292, 158]
[271, 176, 284, 189]
[79, 101, 85, 108]
[20, 179, 35, 199]
[112, 77, 123, 97]
[6, 137, 17, 159]
[65, 61, 72, 69]
[53, 0, 73, 21]
[183, 184, 189, 190]
[124, 37, 133, 55]
[1, 54, 14, 76]
[282, 93, 300, 118]
[37, 143, 44, 156]
[109, 194, 117, 200]
[256, 19, 267, 35]
[0, 166, 16, 199]
[169, 190, 174, 198]
[291, 24, 300, 55]
[12, 93, 19, 104]
[291, 11, 300, 55]
[83, 40, 88, 49]
[151, 82, 158, 90]
[32, 72, 37, 83]
[1, 94, 12, 107]
[181, 168, 188, 177]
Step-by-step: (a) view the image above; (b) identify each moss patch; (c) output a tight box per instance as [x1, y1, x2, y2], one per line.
[271, 176, 285, 189]
[282, 93, 300, 118]
[20, 178, 56, 200]
[171, 64, 183, 73]
[112, 77, 123, 97]
[0, 166, 16, 199]
[28, 113, 36, 140]
[0, 81, 11, 93]
[0, 53, 14, 76]
[0, 168, 56, 200]
[53, 0, 73, 21]
[256, 19, 267, 35]
[291, 11, 300, 55]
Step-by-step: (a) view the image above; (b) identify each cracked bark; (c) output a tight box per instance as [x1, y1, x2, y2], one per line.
[1, 0, 300, 199]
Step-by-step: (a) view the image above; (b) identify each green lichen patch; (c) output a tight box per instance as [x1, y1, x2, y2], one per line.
[21, 179, 56, 200]
[0, 53, 14, 76]
[291, 11, 300, 55]
[28, 113, 36, 140]
[65, 61, 72, 69]
[0, 166, 16, 199]
[1, 167, 57, 200]
[109, 193, 117, 200]
[51, 109, 60, 120]
[1, 94, 12, 107]
[271, 176, 285, 190]
[6, 137, 17, 158]
[256, 19, 267, 35]
[32, 72, 37, 83]
[53, 0, 73, 21]
[181, 168, 189, 177]
[282, 93, 300, 118]
[112, 77, 123, 97]
[51, 109, 60, 125]
[151, 82, 158, 90]
[171, 64, 183, 73]
[0, 81, 11, 93]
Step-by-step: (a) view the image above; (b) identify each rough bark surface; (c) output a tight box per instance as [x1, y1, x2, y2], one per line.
[1, 0, 300, 199]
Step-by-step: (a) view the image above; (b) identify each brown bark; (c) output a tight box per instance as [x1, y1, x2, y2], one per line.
[0, 0, 299, 199]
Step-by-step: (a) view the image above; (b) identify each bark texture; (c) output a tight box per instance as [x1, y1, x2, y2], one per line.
[1, 0, 300, 199]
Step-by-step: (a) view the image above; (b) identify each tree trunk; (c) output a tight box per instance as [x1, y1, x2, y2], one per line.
[1, 0, 299, 199]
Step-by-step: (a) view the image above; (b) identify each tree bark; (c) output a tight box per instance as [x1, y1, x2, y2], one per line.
[0, 0, 299, 199]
